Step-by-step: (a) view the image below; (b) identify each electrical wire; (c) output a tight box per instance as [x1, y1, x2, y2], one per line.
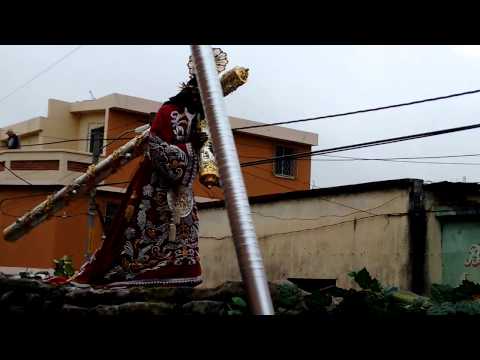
[201, 212, 401, 240]
[202, 208, 456, 241]
[0, 137, 135, 149]
[0, 193, 88, 219]
[312, 154, 480, 166]
[102, 129, 136, 150]
[240, 121, 480, 168]
[232, 87, 480, 131]
[242, 150, 480, 166]
[0, 46, 83, 106]
[1, 162, 32, 185]
[251, 194, 404, 221]
[242, 167, 377, 216]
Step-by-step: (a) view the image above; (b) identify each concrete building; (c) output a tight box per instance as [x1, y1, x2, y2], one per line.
[198, 179, 480, 294]
[0, 93, 318, 273]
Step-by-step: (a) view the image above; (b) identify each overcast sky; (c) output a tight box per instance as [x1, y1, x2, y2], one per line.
[1, 45, 480, 188]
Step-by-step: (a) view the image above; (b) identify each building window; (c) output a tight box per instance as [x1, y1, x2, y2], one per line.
[89, 126, 104, 154]
[104, 202, 120, 232]
[274, 145, 296, 178]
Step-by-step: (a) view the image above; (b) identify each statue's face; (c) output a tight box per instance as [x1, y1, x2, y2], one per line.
[192, 90, 201, 105]
[188, 85, 200, 100]
[188, 87, 203, 112]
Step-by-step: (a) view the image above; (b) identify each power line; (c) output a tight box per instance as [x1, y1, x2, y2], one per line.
[242, 167, 377, 216]
[0, 208, 88, 219]
[7, 86, 479, 149]
[251, 194, 404, 221]
[242, 152, 480, 163]
[0, 163, 32, 185]
[95, 164, 380, 217]
[202, 207, 461, 241]
[232, 87, 480, 131]
[0, 137, 135, 149]
[242, 149, 480, 166]
[240, 121, 480, 168]
[102, 129, 136, 150]
[285, 155, 480, 165]
[320, 153, 480, 160]
[0, 192, 87, 218]
[312, 154, 480, 166]
[0, 46, 83, 106]
[201, 213, 398, 241]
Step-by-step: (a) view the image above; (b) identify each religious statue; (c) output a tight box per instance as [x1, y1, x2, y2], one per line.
[70, 50, 228, 288]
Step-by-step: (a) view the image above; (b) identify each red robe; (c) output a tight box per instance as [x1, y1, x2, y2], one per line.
[70, 103, 202, 287]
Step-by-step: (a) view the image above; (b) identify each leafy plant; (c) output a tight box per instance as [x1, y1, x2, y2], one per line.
[431, 280, 480, 303]
[53, 255, 75, 277]
[276, 283, 302, 309]
[348, 268, 383, 292]
[305, 289, 333, 313]
[227, 296, 248, 316]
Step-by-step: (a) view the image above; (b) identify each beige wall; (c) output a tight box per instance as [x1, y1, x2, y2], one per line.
[198, 188, 411, 289]
[1, 100, 106, 153]
[0, 117, 43, 148]
[16, 133, 41, 147]
[40, 100, 81, 151]
[1, 117, 43, 137]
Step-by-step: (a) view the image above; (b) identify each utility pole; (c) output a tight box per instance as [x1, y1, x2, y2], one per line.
[85, 131, 102, 261]
[191, 45, 274, 315]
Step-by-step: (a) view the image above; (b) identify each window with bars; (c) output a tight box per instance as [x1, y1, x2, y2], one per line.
[274, 145, 296, 178]
[89, 126, 104, 154]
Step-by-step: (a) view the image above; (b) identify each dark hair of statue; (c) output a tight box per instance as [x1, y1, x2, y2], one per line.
[165, 76, 205, 118]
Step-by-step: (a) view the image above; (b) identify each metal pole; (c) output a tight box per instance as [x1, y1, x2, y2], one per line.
[191, 45, 274, 315]
[85, 132, 102, 261]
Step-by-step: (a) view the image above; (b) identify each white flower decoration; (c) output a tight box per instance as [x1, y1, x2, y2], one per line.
[188, 48, 229, 76]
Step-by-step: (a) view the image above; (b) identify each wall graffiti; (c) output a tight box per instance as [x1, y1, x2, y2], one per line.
[464, 244, 480, 268]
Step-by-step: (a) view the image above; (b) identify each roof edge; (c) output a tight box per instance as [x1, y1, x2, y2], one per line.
[198, 178, 421, 210]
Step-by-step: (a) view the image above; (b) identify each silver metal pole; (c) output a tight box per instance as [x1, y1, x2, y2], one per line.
[86, 133, 102, 261]
[191, 45, 274, 315]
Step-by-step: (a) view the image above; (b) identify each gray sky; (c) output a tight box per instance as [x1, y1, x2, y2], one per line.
[1, 45, 480, 188]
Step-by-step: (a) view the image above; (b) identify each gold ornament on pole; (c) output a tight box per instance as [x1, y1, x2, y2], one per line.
[197, 118, 220, 188]
[189, 49, 250, 189]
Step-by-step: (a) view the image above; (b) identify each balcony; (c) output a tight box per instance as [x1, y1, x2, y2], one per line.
[0, 149, 106, 186]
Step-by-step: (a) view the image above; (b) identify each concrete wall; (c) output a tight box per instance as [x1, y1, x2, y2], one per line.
[41, 100, 81, 151]
[0, 183, 413, 289]
[197, 187, 411, 289]
[0, 117, 44, 149]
